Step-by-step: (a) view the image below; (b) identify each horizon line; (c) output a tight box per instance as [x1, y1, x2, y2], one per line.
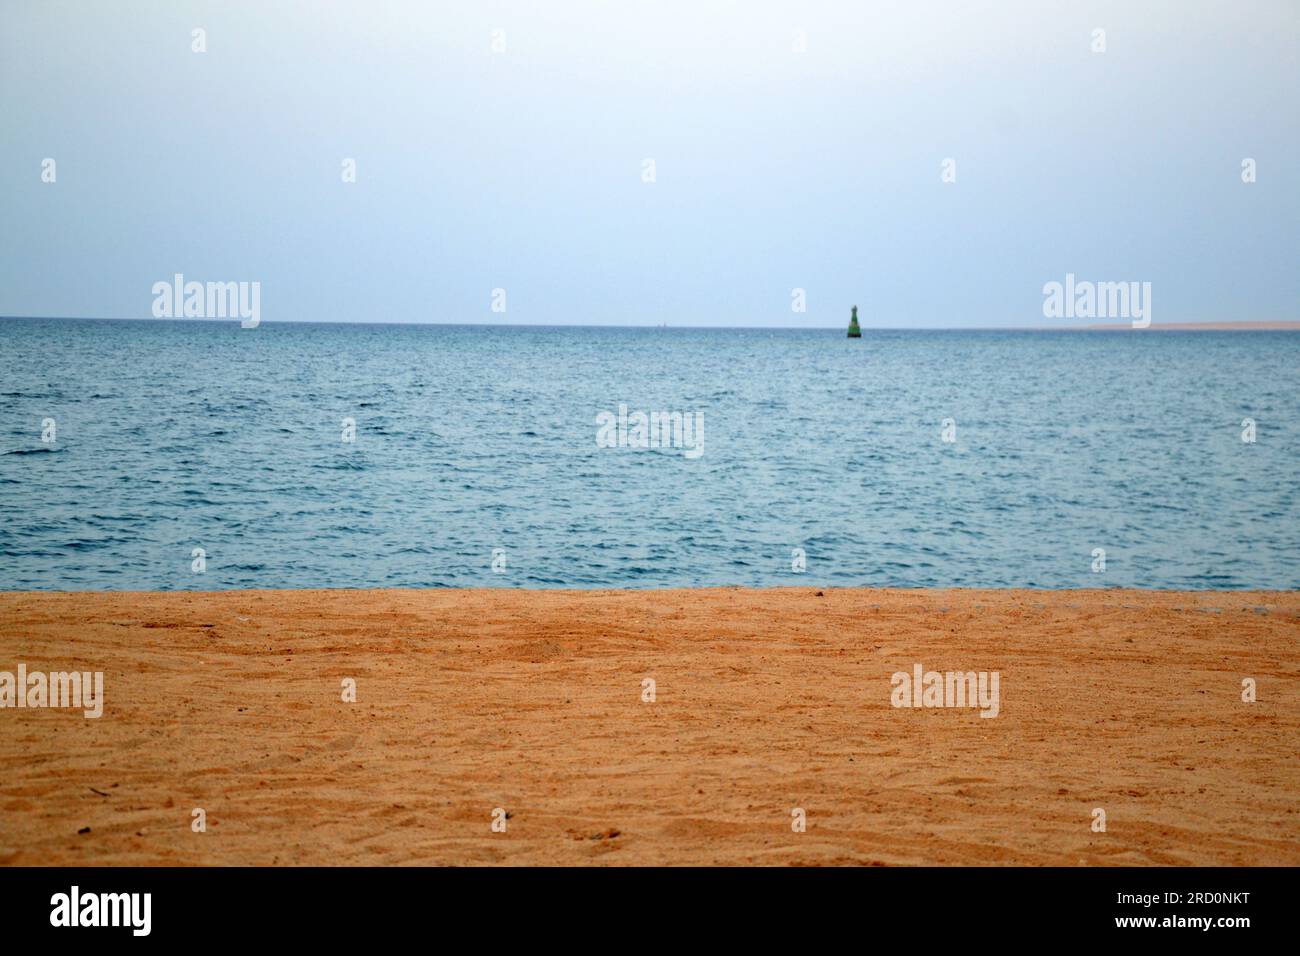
[3, 315, 1299, 333]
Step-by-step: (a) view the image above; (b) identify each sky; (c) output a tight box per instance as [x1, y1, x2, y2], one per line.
[1, 0, 1297, 328]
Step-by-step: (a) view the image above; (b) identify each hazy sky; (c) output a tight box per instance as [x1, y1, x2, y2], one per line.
[2, 0, 1297, 327]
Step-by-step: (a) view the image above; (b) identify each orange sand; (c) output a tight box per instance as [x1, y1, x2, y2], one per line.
[1, 588, 1297, 866]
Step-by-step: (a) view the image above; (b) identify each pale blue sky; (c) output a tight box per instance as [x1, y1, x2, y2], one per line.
[2, 0, 1297, 327]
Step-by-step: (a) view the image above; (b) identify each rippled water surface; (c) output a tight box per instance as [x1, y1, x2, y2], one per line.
[1, 318, 1296, 590]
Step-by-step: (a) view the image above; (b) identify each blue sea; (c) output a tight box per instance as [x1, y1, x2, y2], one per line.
[1, 318, 1296, 590]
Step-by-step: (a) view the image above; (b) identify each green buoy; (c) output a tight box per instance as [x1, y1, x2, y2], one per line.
[847, 304, 861, 338]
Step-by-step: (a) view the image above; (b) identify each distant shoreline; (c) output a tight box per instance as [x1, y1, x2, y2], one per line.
[1066, 321, 1300, 332]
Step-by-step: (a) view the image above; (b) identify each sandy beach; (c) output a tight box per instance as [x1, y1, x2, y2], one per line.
[1, 587, 1296, 866]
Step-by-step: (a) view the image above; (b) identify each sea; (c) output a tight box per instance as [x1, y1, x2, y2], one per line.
[1, 318, 1296, 590]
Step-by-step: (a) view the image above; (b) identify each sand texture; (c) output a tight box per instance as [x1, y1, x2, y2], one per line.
[1, 587, 1297, 866]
